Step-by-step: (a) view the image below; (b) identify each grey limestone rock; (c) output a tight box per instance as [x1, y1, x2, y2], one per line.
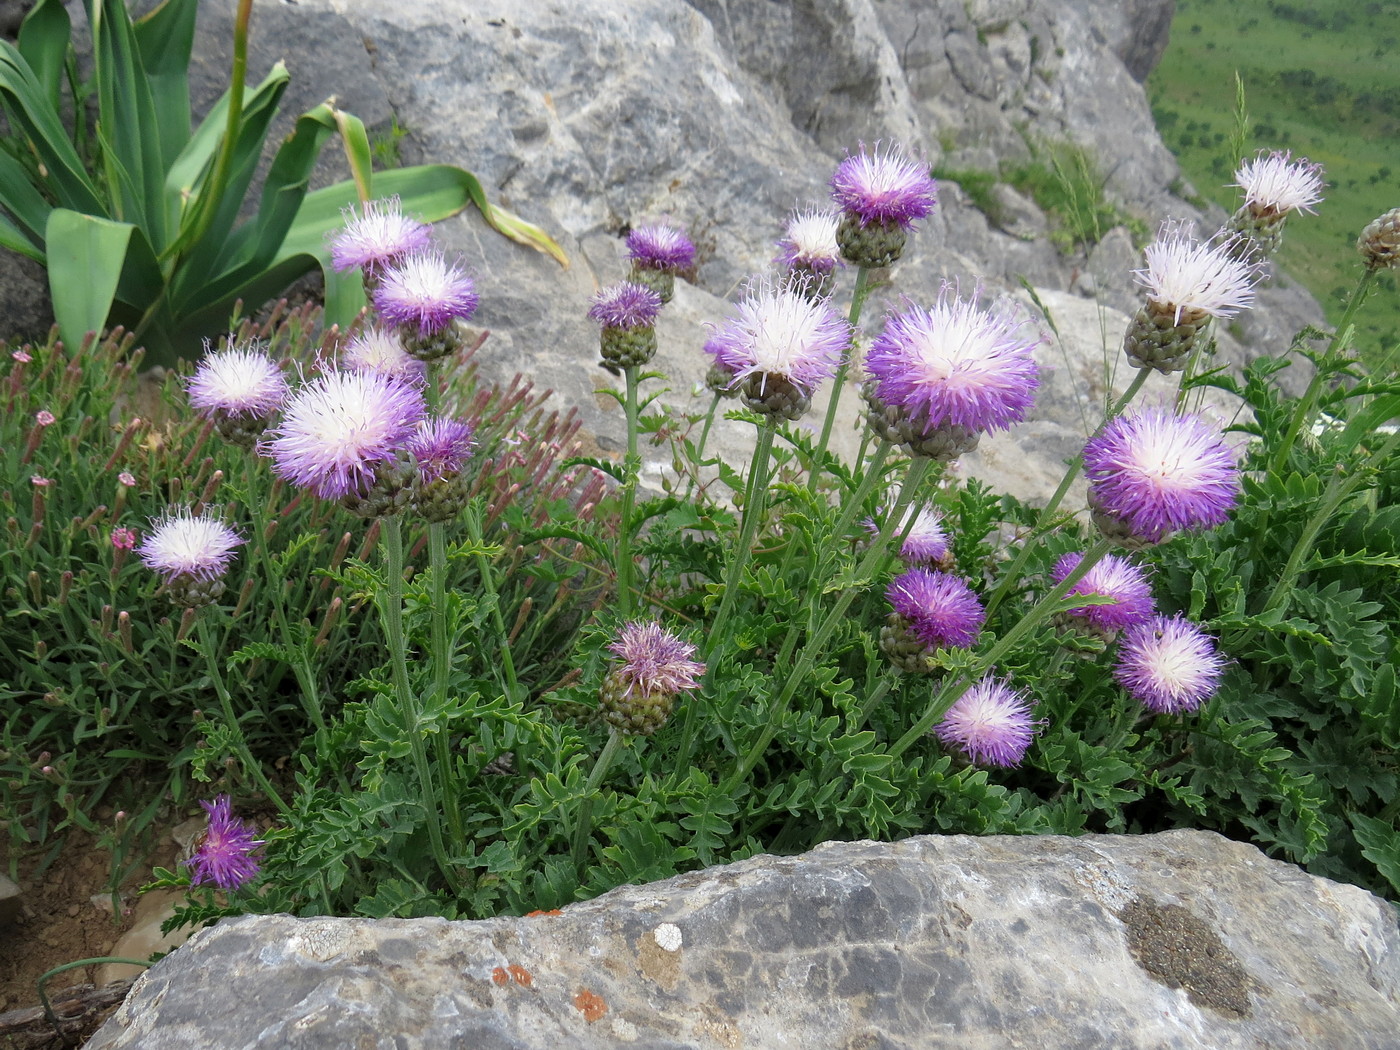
[85, 830, 1400, 1049]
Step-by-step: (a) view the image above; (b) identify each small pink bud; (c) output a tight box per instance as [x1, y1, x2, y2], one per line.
[35, 410, 55, 426]
[118, 472, 136, 487]
[11, 349, 31, 363]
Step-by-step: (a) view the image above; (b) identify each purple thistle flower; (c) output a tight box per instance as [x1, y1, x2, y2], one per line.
[330, 196, 433, 276]
[1232, 150, 1325, 217]
[263, 369, 426, 501]
[934, 676, 1042, 768]
[186, 341, 288, 419]
[607, 621, 705, 700]
[897, 505, 950, 566]
[138, 509, 242, 583]
[703, 279, 848, 396]
[864, 287, 1040, 436]
[408, 416, 475, 483]
[1051, 551, 1156, 632]
[886, 568, 985, 650]
[1083, 408, 1240, 544]
[373, 251, 479, 337]
[775, 206, 843, 274]
[588, 282, 665, 330]
[625, 224, 696, 273]
[341, 327, 428, 384]
[830, 143, 937, 228]
[184, 795, 264, 891]
[1134, 221, 1261, 325]
[1115, 615, 1225, 714]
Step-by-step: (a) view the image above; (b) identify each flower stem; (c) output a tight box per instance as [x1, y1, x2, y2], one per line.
[722, 455, 933, 792]
[195, 615, 287, 815]
[984, 366, 1152, 619]
[571, 728, 625, 872]
[428, 522, 465, 846]
[694, 391, 723, 467]
[704, 421, 777, 656]
[616, 365, 643, 618]
[808, 266, 874, 493]
[464, 502, 520, 700]
[380, 515, 460, 893]
[886, 535, 1115, 760]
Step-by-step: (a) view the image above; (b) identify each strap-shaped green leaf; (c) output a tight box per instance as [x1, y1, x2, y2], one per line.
[0, 44, 104, 213]
[0, 211, 45, 262]
[15, 0, 70, 110]
[46, 208, 163, 349]
[132, 0, 197, 171]
[0, 144, 53, 246]
[87, 0, 163, 240]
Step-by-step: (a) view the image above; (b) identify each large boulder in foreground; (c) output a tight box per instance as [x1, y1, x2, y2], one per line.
[85, 830, 1400, 1049]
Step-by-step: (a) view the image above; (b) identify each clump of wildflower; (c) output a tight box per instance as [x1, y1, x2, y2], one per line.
[138, 509, 243, 607]
[263, 369, 426, 517]
[1051, 551, 1155, 637]
[934, 677, 1042, 767]
[775, 205, 843, 299]
[1225, 150, 1325, 257]
[1083, 408, 1240, 547]
[862, 286, 1040, 460]
[1122, 221, 1261, 373]
[373, 251, 479, 361]
[703, 279, 849, 421]
[409, 416, 476, 523]
[1358, 207, 1400, 271]
[829, 143, 937, 267]
[330, 196, 433, 282]
[341, 326, 428, 384]
[1114, 615, 1225, 715]
[183, 795, 264, 891]
[881, 568, 985, 672]
[186, 340, 289, 447]
[598, 622, 705, 736]
[588, 281, 665, 373]
[625, 223, 696, 303]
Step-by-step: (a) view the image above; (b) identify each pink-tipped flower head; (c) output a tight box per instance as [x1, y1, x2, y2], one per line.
[1134, 221, 1261, 326]
[599, 621, 706, 736]
[187, 340, 289, 446]
[896, 505, 951, 567]
[373, 250, 479, 351]
[863, 287, 1040, 459]
[35, 410, 54, 426]
[704, 278, 849, 421]
[1083, 408, 1240, 547]
[139, 508, 243, 606]
[342, 326, 428, 384]
[1051, 551, 1156, 633]
[1232, 150, 1325, 218]
[183, 795, 264, 891]
[263, 369, 426, 503]
[830, 143, 937, 267]
[589, 282, 665, 371]
[934, 676, 1042, 768]
[625, 224, 696, 273]
[776, 205, 843, 298]
[118, 471, 136, 488]
[1115, 614, 1225, 714]
[885, 568, 986, 651]
[408, 416, 475, 523]
[330, 196, 433, 278]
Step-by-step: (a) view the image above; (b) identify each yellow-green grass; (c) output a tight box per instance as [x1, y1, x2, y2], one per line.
[1148, 0, 1400, 370]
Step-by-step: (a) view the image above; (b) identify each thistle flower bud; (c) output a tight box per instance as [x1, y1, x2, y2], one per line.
[1358, 208, 1400, 271]
[625, 224, 696, 304]
[408, 416, 476, 523]
[588, 282, 664, 372]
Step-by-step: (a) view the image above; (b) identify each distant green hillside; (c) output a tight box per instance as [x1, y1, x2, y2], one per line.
[1147, 0, 1400, 368]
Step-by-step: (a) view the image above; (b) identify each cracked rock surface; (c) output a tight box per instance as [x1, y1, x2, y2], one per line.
[85, 830, 1400, 1049]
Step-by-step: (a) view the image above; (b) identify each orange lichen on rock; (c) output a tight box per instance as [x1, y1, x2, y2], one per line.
[572, 988, 608, 1023]
[507, 964, 534, 988]
[491, 967, 510, 986]
[524, 909, 563, 917]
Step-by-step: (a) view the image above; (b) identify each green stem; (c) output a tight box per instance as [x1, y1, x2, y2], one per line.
[695, 391, 723, 467]
[853, 675, 895, 731]
[722, 456, 933, 792]
[809, 266, 874, 493]
[1271, 269, 1377, 474]
[380, 515, 459, 893]
[704, 422, 777, 656]
[571, 728, 626, 871]
[984, 366, 1152, 619]
[465, 504, 520, 699]
[616, 365, 642, 618]
[428, 522, 464, 847]
[887, 536, 1115, 760]
[195, 616, 287, 815]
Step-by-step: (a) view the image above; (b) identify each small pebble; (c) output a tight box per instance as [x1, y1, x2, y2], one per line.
[67, 903, 81, 918]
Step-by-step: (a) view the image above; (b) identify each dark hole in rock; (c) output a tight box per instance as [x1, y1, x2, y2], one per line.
[1118, 896, 1253, 1018]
